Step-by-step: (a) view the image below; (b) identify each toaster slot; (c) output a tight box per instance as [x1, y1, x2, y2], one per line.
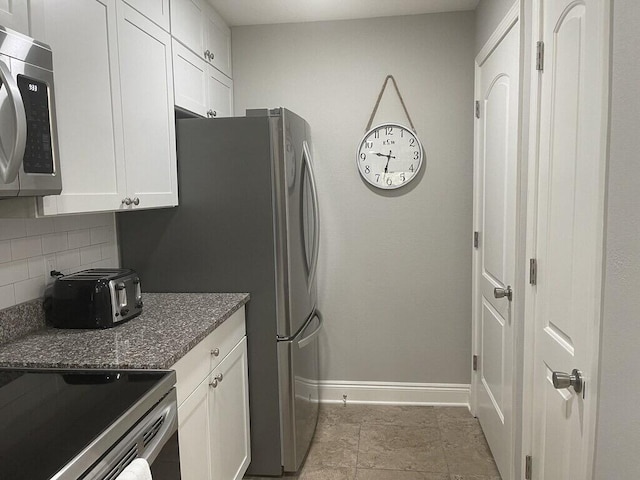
[115, 282, 128, 313]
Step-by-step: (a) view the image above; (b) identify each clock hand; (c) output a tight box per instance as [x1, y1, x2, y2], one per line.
[384, 150, 393, 173]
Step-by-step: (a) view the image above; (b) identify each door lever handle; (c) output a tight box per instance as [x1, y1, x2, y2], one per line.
[494, 285, 513, 301]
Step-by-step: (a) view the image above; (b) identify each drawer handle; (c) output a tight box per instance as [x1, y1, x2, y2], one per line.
[210, 348, 220, 357]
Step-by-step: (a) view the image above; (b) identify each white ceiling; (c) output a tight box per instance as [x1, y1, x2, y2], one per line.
[209, 0, 480, 27]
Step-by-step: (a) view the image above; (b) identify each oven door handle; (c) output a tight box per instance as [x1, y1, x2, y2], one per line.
[0, 59, 26, 185]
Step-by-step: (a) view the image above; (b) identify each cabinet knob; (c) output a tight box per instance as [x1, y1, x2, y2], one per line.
[212, 110, 217, 117]
[122, 197, 132, 206]
[209, 373, 223, 388]
[132, 197, 140, 206]
[204, 49, 212, 61]
[211, 348, 220, 357]
[207, 109, 214, 118]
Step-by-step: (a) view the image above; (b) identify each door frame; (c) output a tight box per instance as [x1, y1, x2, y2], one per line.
[471, 3, 526, 479]
[520, 0, 611, 478]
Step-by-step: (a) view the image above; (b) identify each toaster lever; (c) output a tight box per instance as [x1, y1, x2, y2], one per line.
[115, 282, 127, 309]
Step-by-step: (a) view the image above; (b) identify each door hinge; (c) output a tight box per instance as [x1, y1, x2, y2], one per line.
[529, 258, 537, 285]
[472, 355, 479, 371]
[536, 41, 545, 71]
[473, 231, 480, 249]
[525, 455, 532, 479]
[475, 100, 480, 119]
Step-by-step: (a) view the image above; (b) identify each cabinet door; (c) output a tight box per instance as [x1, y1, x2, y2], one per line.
[178, 377, 211, 480]
[203, 4, 232, 78]
[117, 2, 178, 209]
[209, 337, 251, 480]
[123, 0, 169, 31]
[207, 67, 233, 119]
[173, 40, 207, 117]
[0, 0, 29, 35]
[34, 0, 127, 215]
[170, 0, 205, 58]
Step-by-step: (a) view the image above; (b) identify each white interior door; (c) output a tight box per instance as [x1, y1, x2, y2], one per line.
[473, 10, 520, 480]
[529, 0, 609, 478]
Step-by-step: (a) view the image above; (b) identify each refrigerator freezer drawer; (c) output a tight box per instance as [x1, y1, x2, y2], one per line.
[277, 310, 322, 472]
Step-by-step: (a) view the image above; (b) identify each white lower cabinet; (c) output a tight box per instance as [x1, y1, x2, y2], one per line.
[174, 308, 251, 480]
[208, 337, 251, 480]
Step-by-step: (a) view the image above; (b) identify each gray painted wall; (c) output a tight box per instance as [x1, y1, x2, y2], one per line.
[475, 0, 517, 54]
[232, 12, 475, 384]
[594, 0, 640, 477]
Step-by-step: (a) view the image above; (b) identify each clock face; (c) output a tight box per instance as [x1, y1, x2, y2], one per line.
[356, 123, 424, 190]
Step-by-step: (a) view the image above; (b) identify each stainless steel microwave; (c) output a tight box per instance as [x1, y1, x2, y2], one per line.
[0, 25, 61, 198]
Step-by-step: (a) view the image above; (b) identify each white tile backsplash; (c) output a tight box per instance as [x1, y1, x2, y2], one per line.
[10, 236, 42, 260]
[0, 285, 15, 309]
[41, 232, 68, 254]
[80, 244, 102, 265]
[67, 229, 91, 249]
[0, 241, 11, 263]
[0, 213, 119, 308]
[0, 261, 28, 287]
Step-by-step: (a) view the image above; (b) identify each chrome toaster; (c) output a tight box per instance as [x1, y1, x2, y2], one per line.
[45, 268, 143, 329]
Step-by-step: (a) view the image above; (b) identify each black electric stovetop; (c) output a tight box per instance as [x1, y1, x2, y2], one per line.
[0, 369, 171, 479]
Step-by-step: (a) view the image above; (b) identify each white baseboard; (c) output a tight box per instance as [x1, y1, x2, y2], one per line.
[318, 380, 470, 406]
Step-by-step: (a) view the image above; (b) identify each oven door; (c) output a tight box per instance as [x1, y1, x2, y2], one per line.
[82, 389, 181, 480]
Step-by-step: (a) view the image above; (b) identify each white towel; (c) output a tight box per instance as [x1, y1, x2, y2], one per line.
[116, 458, 152, 480]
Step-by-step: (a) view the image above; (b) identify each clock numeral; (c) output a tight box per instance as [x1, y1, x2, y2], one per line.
[413, 151, 420, 160]
[409, 138, 415, 147]
[386, 177, 393, 186]
[400, 173, 406, 182]
[374, 130, 380, 139]
[375, 174, 380, 182]
[409, 164, 415, 172]
[360, 152, 366, 161]
[385, 127, 393, 136]
[364, 165, 371, 174]
[366, 141, 373, 149]
[401, 129, 404, 138]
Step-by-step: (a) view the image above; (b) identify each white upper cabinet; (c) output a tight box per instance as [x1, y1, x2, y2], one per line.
[170, 0, 205, 57]
[170, 0, 232, 78]
[33, 0, 128, 216]
[118, 3, 177, 209]
[31, 0, 177, 215]
[0, 0, 30, 35]
[173, 39, 233, 118]
[207, 67, 233, 118]
[203, 3, 232, 78]
[173, 40, 208, 117]
[122, 0, 170, 31]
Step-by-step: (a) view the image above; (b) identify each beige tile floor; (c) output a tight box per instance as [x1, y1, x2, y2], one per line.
[245, 404, 502, 480]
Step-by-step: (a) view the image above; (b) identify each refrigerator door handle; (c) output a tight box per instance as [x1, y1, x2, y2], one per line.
[297, 310, 323, 349]
[302, 140, 320, 290]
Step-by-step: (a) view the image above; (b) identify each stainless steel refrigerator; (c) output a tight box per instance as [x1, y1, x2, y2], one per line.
[117, 108, 322, 476]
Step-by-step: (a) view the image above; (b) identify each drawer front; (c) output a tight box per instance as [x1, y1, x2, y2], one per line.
[173, 306, 245, 406]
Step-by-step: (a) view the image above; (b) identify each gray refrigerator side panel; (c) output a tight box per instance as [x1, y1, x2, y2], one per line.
[117, 116, 283, 476]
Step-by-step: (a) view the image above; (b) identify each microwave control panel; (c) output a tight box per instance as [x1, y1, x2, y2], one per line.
[17, 75, 54, 175]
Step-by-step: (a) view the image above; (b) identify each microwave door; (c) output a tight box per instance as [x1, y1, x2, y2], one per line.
[10, 58, 61, 196]
[0, 55, 26, 197]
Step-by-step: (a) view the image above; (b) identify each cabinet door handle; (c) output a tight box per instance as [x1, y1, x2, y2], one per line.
[132, 197, 140, 206]
[122, 197, 132, 206]
[209, 373, 223, 388]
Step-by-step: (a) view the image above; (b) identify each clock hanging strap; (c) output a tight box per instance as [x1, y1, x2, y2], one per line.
[365, 75, 417, 133]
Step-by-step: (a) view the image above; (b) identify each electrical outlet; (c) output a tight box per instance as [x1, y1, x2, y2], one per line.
[44, 255, 56, 285]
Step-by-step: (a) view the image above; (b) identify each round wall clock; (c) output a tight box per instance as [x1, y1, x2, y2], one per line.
[356, 123, 424, 189]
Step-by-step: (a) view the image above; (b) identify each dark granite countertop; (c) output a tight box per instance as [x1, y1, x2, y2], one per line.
[0, 293, 249, 369]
